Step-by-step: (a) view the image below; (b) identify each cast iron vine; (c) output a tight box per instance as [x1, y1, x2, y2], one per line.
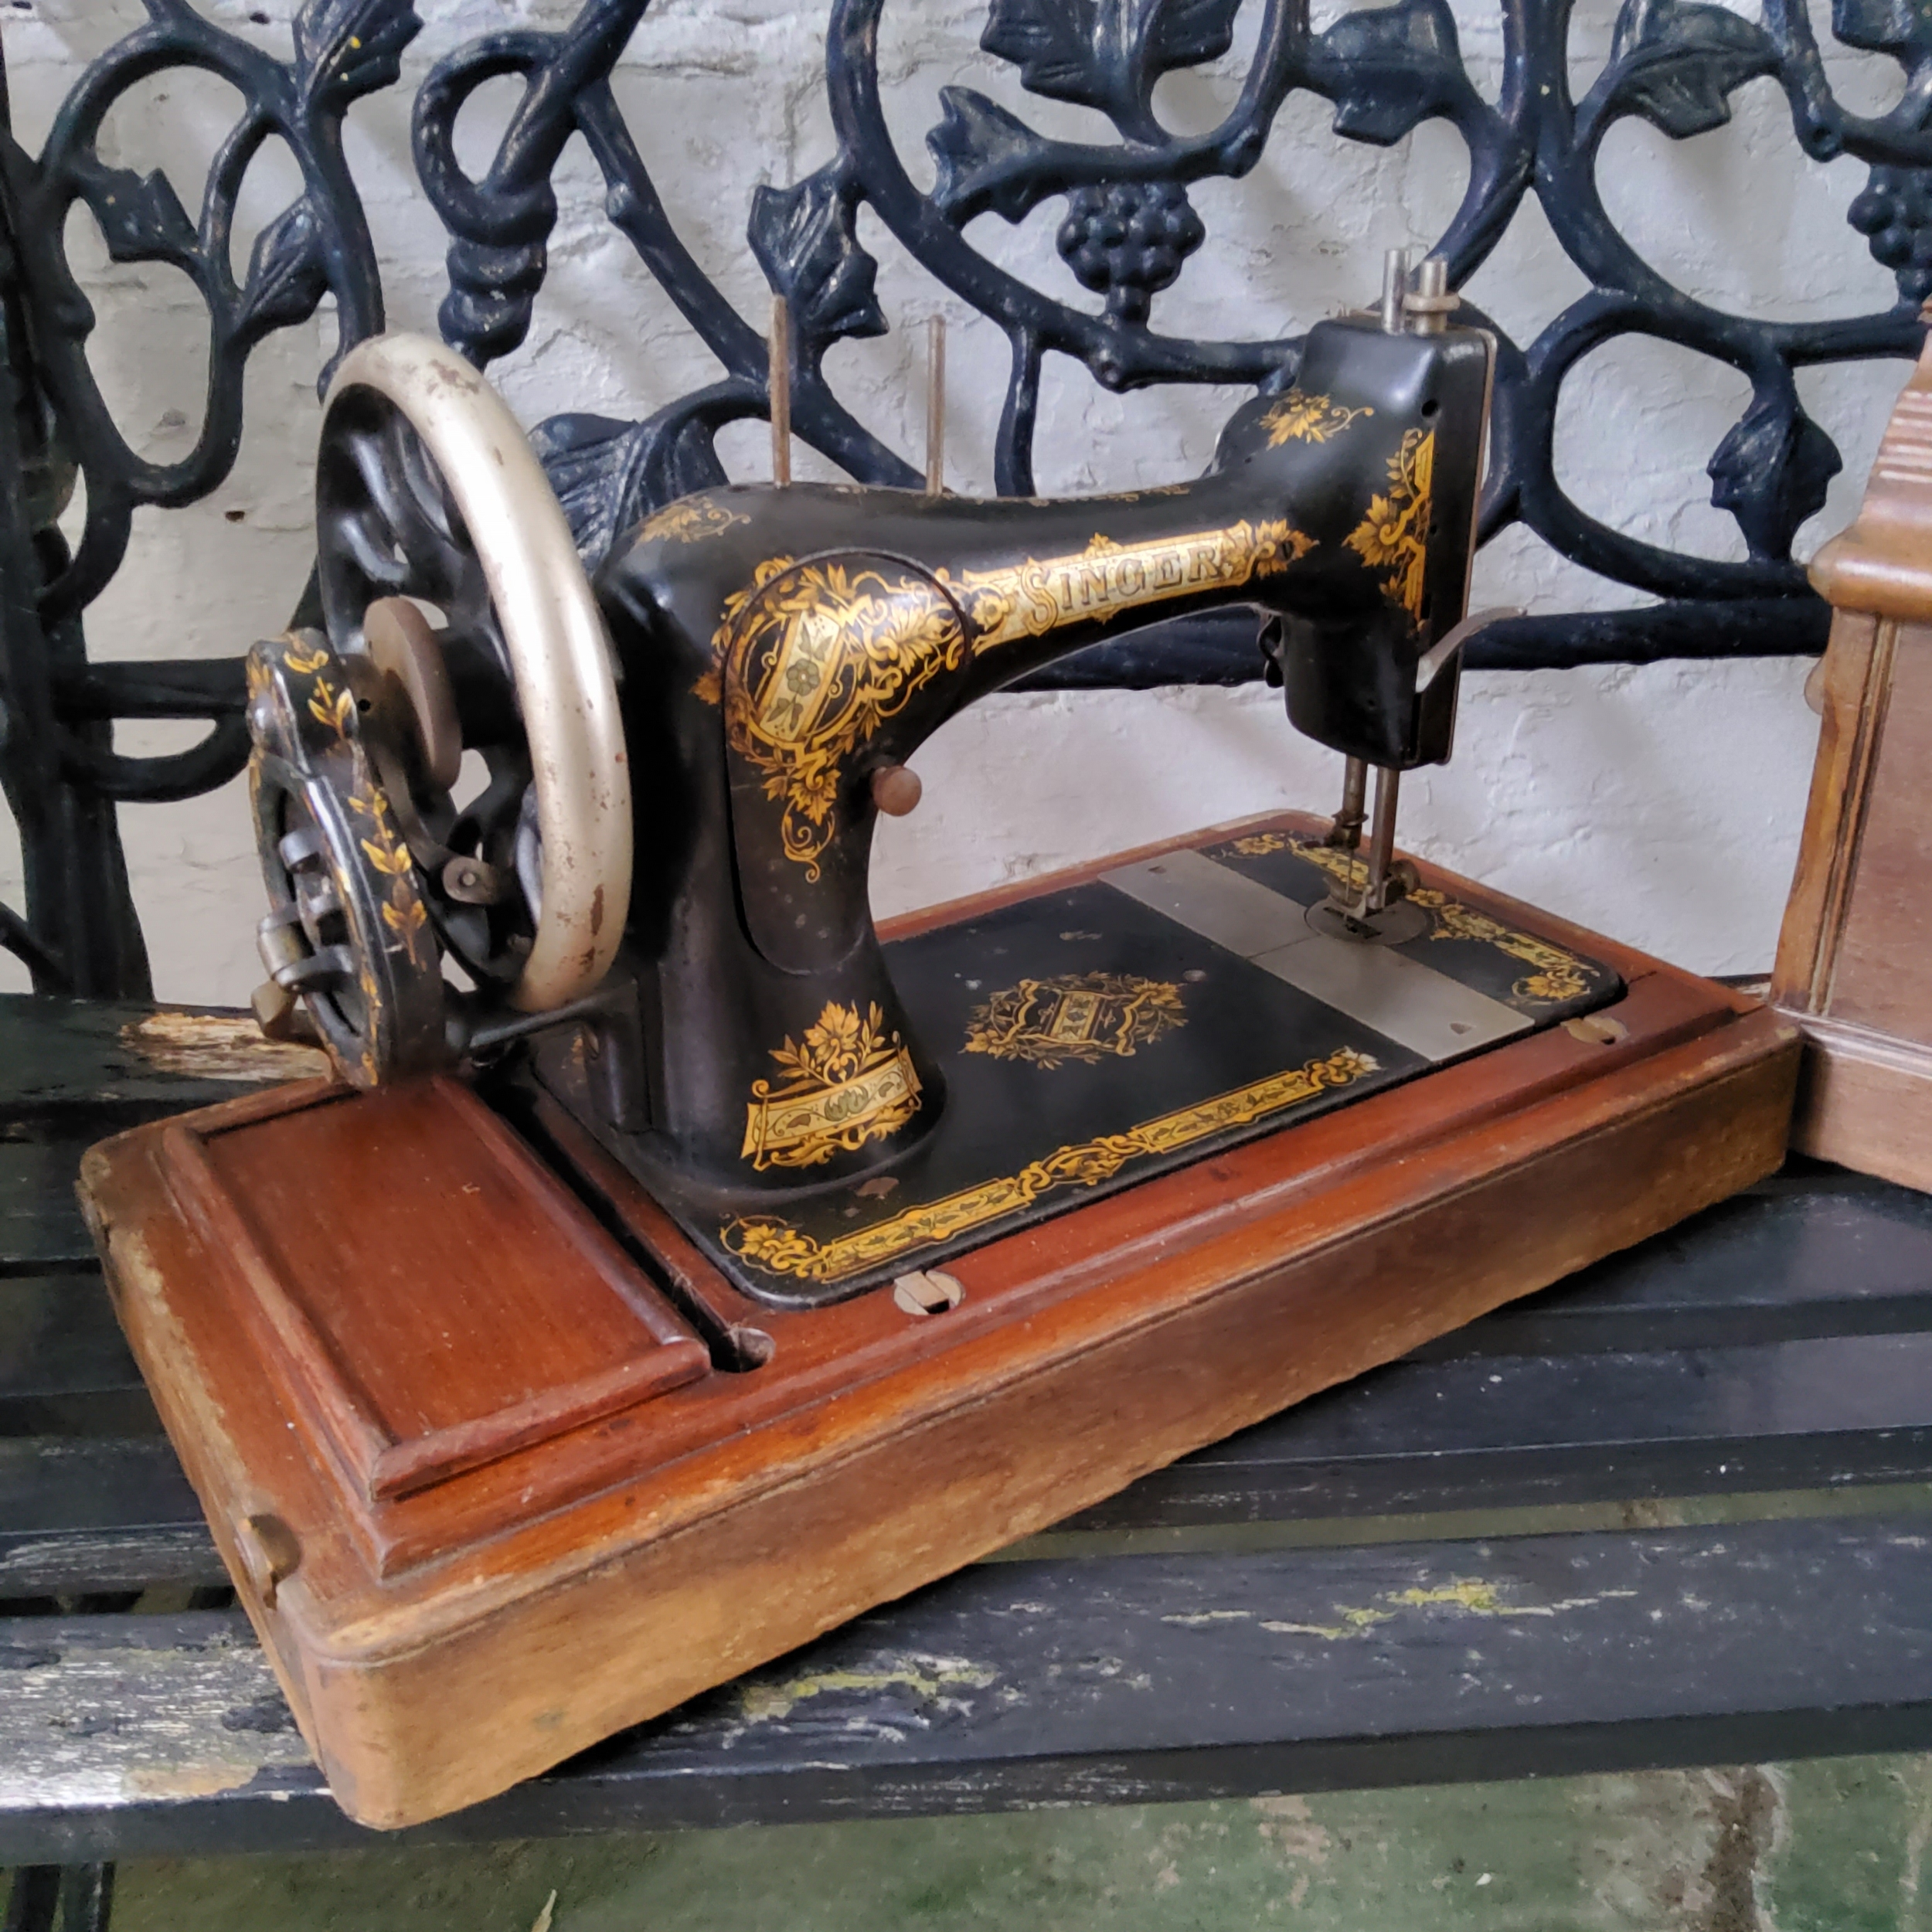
[2, 0, 1930, 994]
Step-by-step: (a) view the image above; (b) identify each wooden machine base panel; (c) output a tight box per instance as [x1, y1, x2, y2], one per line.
[79, 815, 1799, 1830]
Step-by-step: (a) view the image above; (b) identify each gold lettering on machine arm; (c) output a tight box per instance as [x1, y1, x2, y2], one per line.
[709, 522, 1316, 876]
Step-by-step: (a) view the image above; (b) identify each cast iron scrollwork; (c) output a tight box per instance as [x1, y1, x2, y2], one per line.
[0, 0, 415, 990]
[7, 0, 1932, 996]
[420, 0, 1932, 662]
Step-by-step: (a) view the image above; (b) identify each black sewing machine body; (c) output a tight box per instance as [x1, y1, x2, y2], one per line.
[557, 318, 1494, 1235]
[81, 283, 1795, 1829]
[236, 301, 1646, 1310]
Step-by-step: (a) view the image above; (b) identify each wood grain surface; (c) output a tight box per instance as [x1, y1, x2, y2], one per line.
[79, 812, 1798, 1828]
[1776, 335, 1932, 1185]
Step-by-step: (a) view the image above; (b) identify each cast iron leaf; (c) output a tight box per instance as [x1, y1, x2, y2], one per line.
[236, 199, 331, 335]
[1594, 0, 1779, 140]
[928, 88, 1057, 224]
[293, 0, 423, 109]
[1707, 387, 1842, 560]
[1832, 0, 1932, 56]
[748, 171, 886, 344]
[532, 414, 652, 563]
[981, 0, 1241, 137]
[1310, 0, 1468, 147]
[533, 408, 730, 567]
[77, 163, 197, 267]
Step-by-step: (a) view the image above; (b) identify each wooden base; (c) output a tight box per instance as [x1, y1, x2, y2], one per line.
[1771, 332, 1932, 1196]
[1783, 1010, 1932, 1189]
[79, 815, 1799, 1830]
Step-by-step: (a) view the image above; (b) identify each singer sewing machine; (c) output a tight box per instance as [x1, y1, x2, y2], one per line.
[78, 262, 1798, 1829]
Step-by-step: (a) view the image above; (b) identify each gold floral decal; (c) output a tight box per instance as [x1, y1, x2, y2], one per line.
[723, 1046, 1377, 1284]
[719, 560, 971, 878]
[278, 639, 430, 969]
[743, 1000, 923, 1171]
[1236, 838, 1591, 1004]
[693, 553, 796, 707]
[287, 642, 355, 741]
[1260, 391, 1376, 447]
[635, 495, 750, 546]
[1422, 901, 1588, 1002]
[1345, 427, 1434, 621]
[349, 789, 432, 962]
[702, 523, 1314, 875]
[964, 972, 1186, 1068]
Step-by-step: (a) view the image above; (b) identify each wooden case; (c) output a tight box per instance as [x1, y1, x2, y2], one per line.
[1774, 327, 1932, 1189]
[80, 815, 1798, 1829]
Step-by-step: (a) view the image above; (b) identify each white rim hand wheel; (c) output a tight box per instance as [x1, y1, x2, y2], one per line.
[311, 334, 631, 1022]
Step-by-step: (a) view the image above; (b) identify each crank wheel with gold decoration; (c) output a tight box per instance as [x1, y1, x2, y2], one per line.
[245, 333, 633, 1084]
[247, 631, 447, 1086]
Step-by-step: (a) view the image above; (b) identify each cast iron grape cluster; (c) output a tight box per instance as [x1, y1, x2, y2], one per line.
[1849, 165, 1932, 306]
[1056, 181, 1206, 327]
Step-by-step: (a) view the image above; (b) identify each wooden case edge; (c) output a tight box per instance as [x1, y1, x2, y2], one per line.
[80, 824, 1799, 1828]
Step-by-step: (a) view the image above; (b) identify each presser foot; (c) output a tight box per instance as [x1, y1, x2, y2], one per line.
[1306, 892, 1430, 946]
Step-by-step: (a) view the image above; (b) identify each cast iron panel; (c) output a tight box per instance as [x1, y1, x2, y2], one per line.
[5, 0, 1932, 992]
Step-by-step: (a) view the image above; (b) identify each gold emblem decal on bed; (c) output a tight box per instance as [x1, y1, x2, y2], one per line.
[964, 972, 1186, 1069]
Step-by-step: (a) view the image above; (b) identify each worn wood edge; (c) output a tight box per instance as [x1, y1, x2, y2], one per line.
[1808, 331, 1932, 618]
[1783, 1009, 1932, 1191]
[1770, 611, 1886, 1011]
[293, 1027, 1794, 1827]
[1810, 529, 1932, 622]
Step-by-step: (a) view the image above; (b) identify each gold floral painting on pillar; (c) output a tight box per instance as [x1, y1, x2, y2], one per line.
[741, 1000, 923, 1170]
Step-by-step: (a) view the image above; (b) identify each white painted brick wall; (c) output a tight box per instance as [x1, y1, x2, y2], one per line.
[1, 2, 1900, 1001]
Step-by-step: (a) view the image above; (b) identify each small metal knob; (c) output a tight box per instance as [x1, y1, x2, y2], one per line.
[250, 977, 321, 1048]
[871, 764, 923, 817]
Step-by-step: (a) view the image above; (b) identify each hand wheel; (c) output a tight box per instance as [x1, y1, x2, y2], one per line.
[247, 334, 632, 1084]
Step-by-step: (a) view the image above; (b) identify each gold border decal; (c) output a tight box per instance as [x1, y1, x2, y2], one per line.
[275, 639, 430, 971]
[722, 1046, 1376, 1284]
[1345, 427, 1434, 621]
[964, 972, 1185, 1068]
[707, 522, 1315, 875]
[1230, 835, 1590, 1004]
[1260, 391, 1375, 446]
[635, 495, 750, 546]
[742, 1001, 923, 1170]
[1424, 902, 1589, 1002]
